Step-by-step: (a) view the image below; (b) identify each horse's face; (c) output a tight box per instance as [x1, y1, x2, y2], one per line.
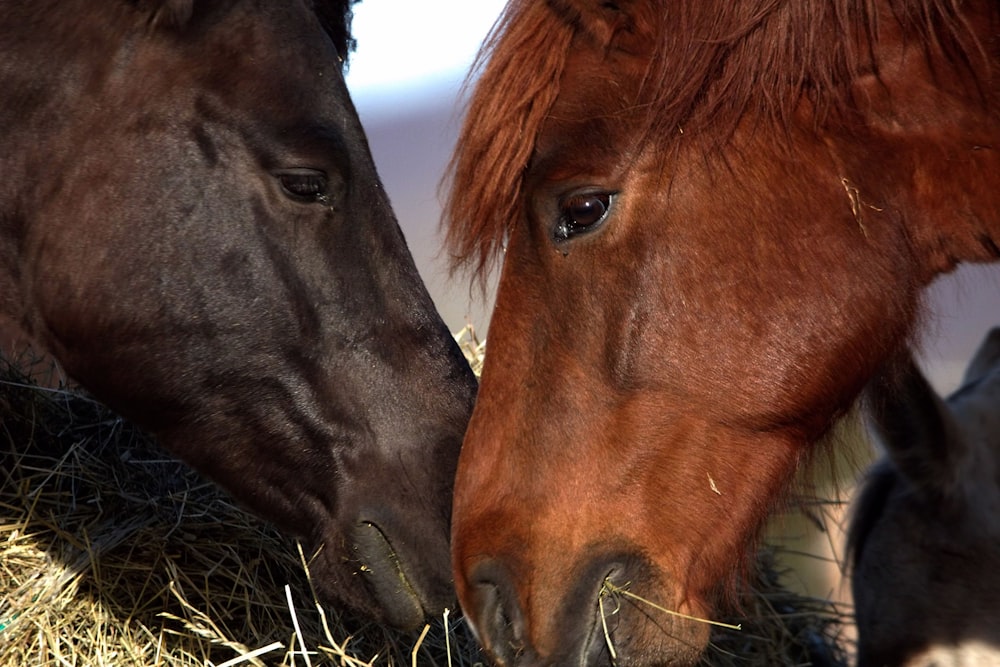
[449, 5, 927, 663]
[2, 1, 476, 629]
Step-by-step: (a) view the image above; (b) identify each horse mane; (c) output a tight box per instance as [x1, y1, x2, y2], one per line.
[442, 0, 984, 284]
[442, 0, 574, 284]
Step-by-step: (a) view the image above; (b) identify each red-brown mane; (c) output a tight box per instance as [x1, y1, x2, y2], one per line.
[443, 0, 983, 283]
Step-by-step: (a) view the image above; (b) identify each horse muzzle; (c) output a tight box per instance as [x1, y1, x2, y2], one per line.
[350, 521, 430, 629]
[306, 515, 455, 631]
[460, 551, 709, 667]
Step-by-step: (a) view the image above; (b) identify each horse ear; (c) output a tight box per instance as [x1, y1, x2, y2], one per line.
[865, 353, 964, 498]
[963, 327, 1000, 386]
[146, 0, 195, 29]
[555, 0, 658, 55]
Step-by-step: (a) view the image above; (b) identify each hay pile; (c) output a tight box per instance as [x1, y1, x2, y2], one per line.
[0, 352, 482, 667]
[699, 547, 850, 667]
[1, 330, 852, 666]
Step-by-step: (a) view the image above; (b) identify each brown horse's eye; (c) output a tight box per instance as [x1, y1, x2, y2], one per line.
[555, 192, 613, 241]
[276, 169, 330, 204]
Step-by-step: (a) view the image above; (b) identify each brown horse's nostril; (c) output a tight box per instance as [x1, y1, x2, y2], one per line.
[463, 554, 664, 666]
[351, 522, 424, 629]
[468, 561, 529, 665]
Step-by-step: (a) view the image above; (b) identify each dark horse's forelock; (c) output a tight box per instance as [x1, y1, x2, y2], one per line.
[312, 0, 360, 63]
[443, 0, 985, 285]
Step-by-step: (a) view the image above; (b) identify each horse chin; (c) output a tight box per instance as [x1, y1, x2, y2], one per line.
[350, 521, 426, 629]
[307, 520, 451, 631]
[588, 593, 713, 667]
[474, 599, 710, 667]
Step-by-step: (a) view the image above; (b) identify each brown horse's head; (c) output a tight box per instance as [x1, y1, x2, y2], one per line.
[1, 0, 477, 629]
[445, 0, 1000, 662]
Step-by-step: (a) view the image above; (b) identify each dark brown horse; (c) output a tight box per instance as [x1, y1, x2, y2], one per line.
[849, 328, 1000, 667]
[443, 0, 1000, 663]
[1, 0, 477, 630]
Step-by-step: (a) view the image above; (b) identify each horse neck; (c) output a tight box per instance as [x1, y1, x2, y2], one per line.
[0, 6, 123, 320]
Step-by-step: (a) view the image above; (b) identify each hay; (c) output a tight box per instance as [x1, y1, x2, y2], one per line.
[0, 352, 484, 667]
[700, 548, 851, 667]
[1, 332, 852, 666]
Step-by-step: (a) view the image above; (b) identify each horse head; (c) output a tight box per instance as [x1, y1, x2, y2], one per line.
[0, 0, 476, 629]
[444, 0, 1000, 662]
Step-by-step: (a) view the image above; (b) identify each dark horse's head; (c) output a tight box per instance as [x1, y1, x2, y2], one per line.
[0, 0, 477, 629]
[848, 329, 1000, 667]
[444, 0, 1000, 663]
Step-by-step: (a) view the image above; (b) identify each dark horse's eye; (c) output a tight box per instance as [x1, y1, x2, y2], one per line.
[555, 192, 614, 241]
[276, 169, 329, 203]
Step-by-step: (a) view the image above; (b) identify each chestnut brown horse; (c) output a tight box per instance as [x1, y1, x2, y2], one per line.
[849, 328, 1000, 667]
[444, 0, 1000, 663]
[1, 0, 477, 630]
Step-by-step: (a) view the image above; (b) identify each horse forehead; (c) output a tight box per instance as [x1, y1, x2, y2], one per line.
[164, 3, 340, 75]
[216, 5, 336, 70]
[533, 39, 648, 170]
[166, 7, 352, 128]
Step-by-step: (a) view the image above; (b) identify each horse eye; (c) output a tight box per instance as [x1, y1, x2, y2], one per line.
[555, 192, 613, 241]
[276, 169, 329, 203]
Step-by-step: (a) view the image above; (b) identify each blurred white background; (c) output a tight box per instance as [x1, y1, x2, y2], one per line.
[345, 0, 505, 336]
[343, 0, 999, 394]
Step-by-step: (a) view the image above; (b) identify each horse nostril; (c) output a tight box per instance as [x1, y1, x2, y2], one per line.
[468, 561, 527, 664]
[468, 555, 659, 666]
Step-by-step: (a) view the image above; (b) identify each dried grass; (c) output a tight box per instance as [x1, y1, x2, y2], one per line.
[700, 547, 851, 667]
[0, 352, 483, 667]
[1, 331, 852, 666]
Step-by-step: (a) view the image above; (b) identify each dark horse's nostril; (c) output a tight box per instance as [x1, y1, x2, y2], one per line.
[469, 561, 527, 664]
[351, 522, 424, 629]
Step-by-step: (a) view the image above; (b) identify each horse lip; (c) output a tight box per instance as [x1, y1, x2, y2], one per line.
[354, 521, 424, 629]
